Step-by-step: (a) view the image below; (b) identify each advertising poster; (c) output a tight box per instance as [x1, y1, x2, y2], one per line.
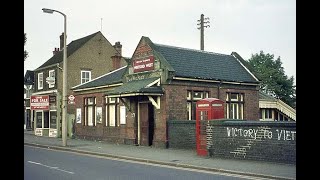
[76, 108, 81, 123]
[120, 106, 126, 124]
[96, 107, 102, 124]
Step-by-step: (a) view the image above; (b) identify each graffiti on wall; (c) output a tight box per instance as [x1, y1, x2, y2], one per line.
[226, 126, 296, 158]
[226, 127, 296, 141]
[206, 125, 296, 159]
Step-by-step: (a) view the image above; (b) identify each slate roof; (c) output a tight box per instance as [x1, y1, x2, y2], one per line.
[259, 91, 277, 101]
[36, 31, 100, 70]
[105, 77, 163, 96]
[71, 66, 126, 90]
[152, 42, 258, 83]
[24, 70, 34, 85]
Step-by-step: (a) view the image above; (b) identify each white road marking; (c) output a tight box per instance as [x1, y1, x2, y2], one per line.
[27, 161, 74, 174]
[25, 145, 280, 180]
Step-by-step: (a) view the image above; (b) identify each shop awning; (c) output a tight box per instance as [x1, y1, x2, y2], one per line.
[105, 77, 163, 98]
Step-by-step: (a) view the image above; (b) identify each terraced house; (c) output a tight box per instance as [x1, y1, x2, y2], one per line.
[71, 36, 260, 148]
[27, 31, 126, 138]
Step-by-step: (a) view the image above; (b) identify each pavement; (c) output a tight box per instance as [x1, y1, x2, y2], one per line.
[24, 130, 296, 180]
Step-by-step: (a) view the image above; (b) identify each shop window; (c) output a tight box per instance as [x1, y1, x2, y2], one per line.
[50, 111, 57, 129]
[84, 97, 96, 126]
[36, 111, 42, 128]
[226, 92, 244, 119]
[44, 111, 49, 128]
[105, 97, 119, 127]
[187, 90, 209, 120]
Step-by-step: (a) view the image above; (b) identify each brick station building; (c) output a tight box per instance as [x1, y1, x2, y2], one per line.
[71, 36, 260, 148]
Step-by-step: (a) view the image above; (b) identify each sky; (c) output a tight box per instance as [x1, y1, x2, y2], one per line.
[24, 0, 296, 84]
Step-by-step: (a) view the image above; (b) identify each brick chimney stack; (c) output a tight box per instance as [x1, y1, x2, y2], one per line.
[60, 33, 64, 50]
[113, 41, 122, 56]
[53, 48, 60, 55]
[111, 41, 122, 71]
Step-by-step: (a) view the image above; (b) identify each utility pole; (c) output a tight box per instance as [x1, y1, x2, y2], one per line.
[101, 18, 103, 31]
[197, 14, 210, 50]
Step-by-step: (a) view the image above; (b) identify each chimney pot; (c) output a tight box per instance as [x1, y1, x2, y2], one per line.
[60, 33, 64, 50]
[53, 47, 60, 56]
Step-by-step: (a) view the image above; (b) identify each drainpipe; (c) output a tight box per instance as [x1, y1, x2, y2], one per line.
[218, 81, 222, 99]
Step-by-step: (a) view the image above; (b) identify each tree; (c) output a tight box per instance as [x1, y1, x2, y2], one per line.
[246, 51, 296, 109]
[24, 33, 28, 61]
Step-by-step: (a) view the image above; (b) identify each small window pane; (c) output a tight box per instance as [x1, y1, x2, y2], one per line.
[193, 91, 203, 100]
[187, 91, 191, 100]
[109, 97, 116, 103]
[88, 106, 93, 126]
[109, 105, 116, 126]
[88, 98, 94, 105]
[187, 102, 191, 120]
[231, 93, 238, 101]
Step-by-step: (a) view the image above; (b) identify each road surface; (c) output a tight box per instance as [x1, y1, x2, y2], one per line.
[25, 145, 268, 180]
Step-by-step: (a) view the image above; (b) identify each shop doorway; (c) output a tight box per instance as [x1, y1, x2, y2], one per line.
[44, 111, 49, 128]
[139, 102, 155, 146]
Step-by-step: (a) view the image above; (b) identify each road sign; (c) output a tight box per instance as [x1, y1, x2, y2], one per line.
[68, 95, 75, 104]
[68, 95, 75, 100]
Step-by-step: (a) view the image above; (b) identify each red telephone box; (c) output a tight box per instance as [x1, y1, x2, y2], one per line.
[196, 98, 224, 156]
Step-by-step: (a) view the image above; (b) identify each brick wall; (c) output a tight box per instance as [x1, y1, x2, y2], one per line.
[163, 82, 259, 121]
[74, 92, 124, 144]
[207, 120, 296, 164]
[220, 87, 259, 120]
[167, 120, 196, 149]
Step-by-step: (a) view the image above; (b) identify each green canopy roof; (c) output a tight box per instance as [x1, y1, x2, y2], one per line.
[105, 77, 163, 97]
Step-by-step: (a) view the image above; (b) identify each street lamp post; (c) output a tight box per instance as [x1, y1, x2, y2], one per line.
[42, 8, 68, 146]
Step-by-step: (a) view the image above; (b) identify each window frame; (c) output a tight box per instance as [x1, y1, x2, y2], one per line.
[226, 92, 244, 119]
[84, 97, 96, 126]
[48, 70, 55, 88]
[105, 97, 119, 127]
[187, 90, 209, 120]
[38, 72, 43, 90]
[81, 70, 91, 84]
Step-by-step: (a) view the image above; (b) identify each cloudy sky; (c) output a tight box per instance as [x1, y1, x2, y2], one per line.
[24, 0, 296, 84]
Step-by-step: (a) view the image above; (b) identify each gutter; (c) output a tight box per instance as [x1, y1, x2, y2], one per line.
[172, 77, 258, 86]
[73, 83, 123, 92]
[34, 63, 60, 72]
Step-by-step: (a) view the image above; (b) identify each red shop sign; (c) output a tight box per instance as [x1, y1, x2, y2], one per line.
[31, 95, 49, 110]
[133, 56, 154, 73]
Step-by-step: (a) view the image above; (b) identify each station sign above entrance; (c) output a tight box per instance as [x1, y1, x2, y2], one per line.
[133, 56, 154, 73]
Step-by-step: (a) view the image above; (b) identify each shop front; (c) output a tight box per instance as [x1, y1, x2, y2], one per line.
[31, 94, 61, 138]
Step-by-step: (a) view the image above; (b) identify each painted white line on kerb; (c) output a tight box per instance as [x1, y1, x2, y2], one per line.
[27, 161, 74, 174]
